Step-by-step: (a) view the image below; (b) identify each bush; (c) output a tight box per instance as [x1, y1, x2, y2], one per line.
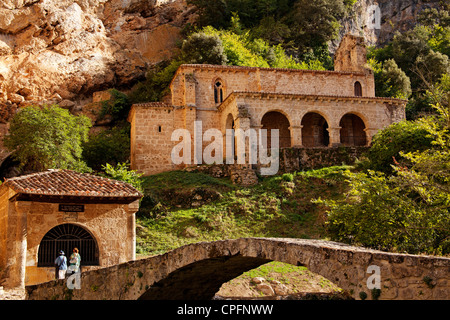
[4, 105, 92, 172]
[364, 120, 434, 174]
[129, 59, 183, 104]
[100, 89, 131, 122]
[181, 32, 228, 65]
[82, 123, 131, 171]
[101, 162, 143, 193]
[369, 58, 412, 99]
[317, 170, 449, 255]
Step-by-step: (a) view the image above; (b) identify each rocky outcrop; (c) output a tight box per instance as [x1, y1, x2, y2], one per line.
[0, 0, 196, 122]
[0, 0, 441, 122]
[335, 0, 441, 49]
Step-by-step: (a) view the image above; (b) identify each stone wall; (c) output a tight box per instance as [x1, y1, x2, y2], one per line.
[279, 146, 369, 173]
[171, 63, 376, 110]
[129, 103, 188, 175]
[23, 201, 137, 286]
[25, 238, 450, 300]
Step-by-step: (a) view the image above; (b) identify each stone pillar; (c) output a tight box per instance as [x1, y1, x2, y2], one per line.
[289, 125, 303, 147]
[364, 128, 379, 146]
[4, 201, 30, 288]
[234, 116, 252, 166]
[126, 200, 140, 261]
[327, 127, 342, 147]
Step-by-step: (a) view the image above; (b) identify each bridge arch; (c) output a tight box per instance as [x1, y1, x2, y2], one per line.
[26, 238, 450, 300]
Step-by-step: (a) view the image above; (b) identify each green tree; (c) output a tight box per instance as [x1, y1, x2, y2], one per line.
[129, 59, 183, 103]
[369, 58, 412, 99]
[286, 0, 347, 57]
[181, 32, 228, 65]
[4, 105, 92, 172]
[187, 0, 230, 28]
[100, 89, 131, 122]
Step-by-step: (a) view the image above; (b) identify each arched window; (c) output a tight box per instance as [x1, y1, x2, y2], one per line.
[354, 81, 362, 96]
[214, 80, 224, 104]
[38, 224, 99, 267]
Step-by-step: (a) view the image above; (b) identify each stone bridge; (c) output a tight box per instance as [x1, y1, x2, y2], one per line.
[25, 238, 450, 300]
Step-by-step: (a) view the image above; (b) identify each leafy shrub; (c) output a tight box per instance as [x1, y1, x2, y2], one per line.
[368, 58, 412, 99]
[82, 123, 131, 171]
[100, 89, 131, 122]
[363, 120, 434, 174]
[101, 162, 143, 193]
[282, 173, 294, 182]
[4, 105, 92, 172]
[129, 60, 183, 104]
[181, 32, 228, 65]
[316, 170, 449, 255]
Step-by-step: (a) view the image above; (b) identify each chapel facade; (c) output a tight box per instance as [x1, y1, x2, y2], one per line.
[0, 169, 142, 287]
[128, 34, 407, 176]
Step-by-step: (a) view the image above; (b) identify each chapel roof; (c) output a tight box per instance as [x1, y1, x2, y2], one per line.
[3, 169, 142, 202]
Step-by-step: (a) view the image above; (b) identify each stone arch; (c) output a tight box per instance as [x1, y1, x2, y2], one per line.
[261, 111, 291, 148]
[26, 238, 450, 301]
[301, 112, 330, 147]
[354, 81, 362, 96]
[37, 223, 100, 267]
[339, 113, 367, 146]
[225, 113, 234, 130]
[0, 154, 19, 181]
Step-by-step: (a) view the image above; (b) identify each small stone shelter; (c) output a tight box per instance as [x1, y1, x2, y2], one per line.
[128, 34, 407, 176]
[0, 169, 142, 288]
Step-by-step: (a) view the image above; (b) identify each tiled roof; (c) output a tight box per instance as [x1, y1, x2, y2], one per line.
[169, 64, 370, 88]
[217, 90, 407, 111]
[3, 169, 143, 199]
[176, 63, 367, 75]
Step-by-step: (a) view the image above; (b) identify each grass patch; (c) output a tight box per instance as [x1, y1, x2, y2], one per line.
[136, 166, 350, 256]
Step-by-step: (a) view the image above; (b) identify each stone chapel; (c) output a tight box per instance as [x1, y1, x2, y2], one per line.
[128, 34, 407, 176]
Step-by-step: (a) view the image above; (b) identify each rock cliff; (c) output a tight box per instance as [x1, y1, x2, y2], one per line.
[0, 0, 195, 123]
[0, 0, 442, 122]
[336, 0, 440, 49]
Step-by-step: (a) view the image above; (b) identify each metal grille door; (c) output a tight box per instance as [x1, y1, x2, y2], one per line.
[38, 224, 99, 267]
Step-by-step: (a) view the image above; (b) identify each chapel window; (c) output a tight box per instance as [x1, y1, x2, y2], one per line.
[354, 81, 362, 97]
[214, 81, 224, 104]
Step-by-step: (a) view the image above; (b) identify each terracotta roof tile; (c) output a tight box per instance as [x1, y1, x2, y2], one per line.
[177, 64, 367, 76]
[3, 169, 143, 199]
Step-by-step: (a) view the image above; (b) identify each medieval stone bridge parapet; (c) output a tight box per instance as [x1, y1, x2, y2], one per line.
[25, 238, 450, 300]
